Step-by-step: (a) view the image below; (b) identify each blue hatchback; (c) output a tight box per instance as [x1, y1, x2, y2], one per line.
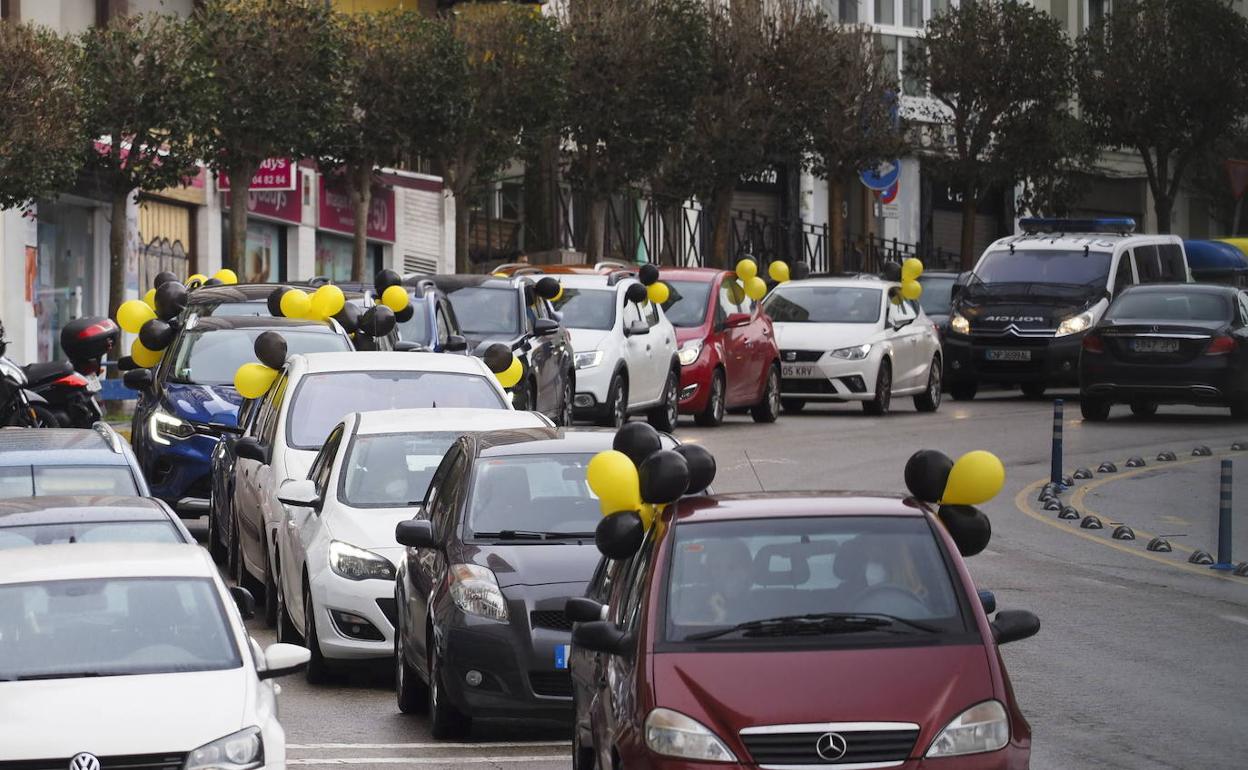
[126, 315, 353, 517]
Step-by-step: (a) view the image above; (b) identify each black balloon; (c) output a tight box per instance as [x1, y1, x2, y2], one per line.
[880, 261, 902, 282]
[595, 511, 645, 560]
[333, 302, 360, 333]
[254, 331, 288, 370]
[535, 276, 561, 300]
[117, 355, 137, 371]
[203, 278, 223, 287]
[791, 261, 811, 280]
[625, 283, 647, 304]
[938, 504, 992, 557]
[138, 319, 176, 351]
[358, 304, 396, 338]
[613, 422, 662, 467]
[353, 334, 378, 351]
[638, 263, 660, 286]
[904, 449, 954, 503]
[375, 269, 402, 293]
[153, 271, 178, 288]
[267, 287, 290, 318]
[675, 444, 716, 493]
[394, 304, 415, 324]
[154, 281, 189, 321]
[483, 343, 513, 374]
[639, 450, 691, 504]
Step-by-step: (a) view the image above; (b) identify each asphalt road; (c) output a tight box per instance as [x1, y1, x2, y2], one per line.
[192, 389, 1248, 770]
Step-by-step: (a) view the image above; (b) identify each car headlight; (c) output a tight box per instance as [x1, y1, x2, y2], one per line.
[926, 700, 1010, 758]
[950, 312, 971, 336]
[328, 540, 396, 581]
[449, 563, 509, 621]
[185, 726, 263, 770]
[830, 343, 871, 360]
[645, 708, 737, 762]
[575, 350, 604, 370]
[150, 409, 194, 446]
[677, 340, 704, 366]
[1055, 310, 1094, 337]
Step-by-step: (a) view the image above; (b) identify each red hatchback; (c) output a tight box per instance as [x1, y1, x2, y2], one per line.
[568, 494, 1037, 770]
[659, 268, 781, 426]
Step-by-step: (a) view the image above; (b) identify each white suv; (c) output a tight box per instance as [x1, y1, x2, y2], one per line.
[552, 273, 680, 430]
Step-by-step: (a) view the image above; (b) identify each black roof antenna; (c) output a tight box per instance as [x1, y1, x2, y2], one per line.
[743, 449, 767, 493]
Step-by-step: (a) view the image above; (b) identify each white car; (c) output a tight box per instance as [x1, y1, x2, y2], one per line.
[762, 277, 943, 415]
[229, 351, 512, 628]
[552, 273, 680, 430]
[270, 407, 554, 682]
[0, 542, 309, 765]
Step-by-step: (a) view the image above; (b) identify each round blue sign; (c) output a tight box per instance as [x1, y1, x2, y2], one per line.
[860, 160, 900, 191]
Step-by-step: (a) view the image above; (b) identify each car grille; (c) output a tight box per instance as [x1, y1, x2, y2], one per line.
[530, 610, 574, 632]
[782, 378, 838, 395]
[781, 350, 824, 363]
[528, 670, 572, 698]
[0, 753, 187, 770]
[740, 727, 919, 766]
[376, 597, 398, 628]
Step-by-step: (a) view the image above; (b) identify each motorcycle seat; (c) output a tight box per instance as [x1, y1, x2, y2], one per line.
[24, 361, 75, 386]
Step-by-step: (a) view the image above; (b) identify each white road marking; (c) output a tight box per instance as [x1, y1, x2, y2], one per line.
[288, 757, 568, 766]
[1218, 614, 1248, 628]
[289, 743, 569, 751]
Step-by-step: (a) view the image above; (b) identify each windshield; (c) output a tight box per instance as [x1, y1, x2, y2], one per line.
[168, 329, 350, 386]
[918, 276, 956, 316]
[446, 287, 519, 335]
[0, 466, 138, 499]
[0, 520, 182, 550]
[467, 453, 599, 537]
[341, 432, 459, 507]
[972, 249, 1112, 288]
[1107, 291, 1231, 322]
[0, 577, 241, 680]
[661, 281, 713, 327]
[664, 516, 968, 646]
[552, 288, 616, 331]
[762, 286, 882, 324]
[396, 298, 431, 344]
[287, 371, 506, 449]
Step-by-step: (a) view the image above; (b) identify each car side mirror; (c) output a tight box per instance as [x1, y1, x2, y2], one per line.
[534, 318, 560, 336]
[724, 312, 751, 329]
[991, 609, 1040, 645]
[236, 437, 268, 464]
[258, 642, 311, 680]
[278, 479, 321, 510]
[565, 597, 608, 624]
[123, 368, 154, 391]
[230, 585, 256, 620]
[444, 334, 468, 352]
[978, 590, 996, 614]
[572, 620, 632, 656]
[396, 518, 439, 549]
[624, 321, 650, 337]
[394, 340, 425, 352]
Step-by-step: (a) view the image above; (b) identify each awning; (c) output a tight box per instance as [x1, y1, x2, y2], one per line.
[1184, 240, 1248, 276]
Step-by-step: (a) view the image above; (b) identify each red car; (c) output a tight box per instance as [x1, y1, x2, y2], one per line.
[568, 494, 1038, 770]
[659, 268, 782, 426]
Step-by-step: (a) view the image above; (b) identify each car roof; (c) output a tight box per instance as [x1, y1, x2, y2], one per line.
[184, 315, 342, 332]
[671, 492, 926, 524]
[987, 232, 1184, 252]
[188, 283, 370, 303]
[1118, 282, 1236, 295]
[0, 542, 217, 584]
[425, 274, 520, 292]
[775, 276, 894, 290]
[557, 274, 635, 289]
[0, 495, 171, 526]
[474, 427, 675, 456]
[0, 427, 130, 466]
[352, 408, 548, 435]
[293, 350, 493, 376]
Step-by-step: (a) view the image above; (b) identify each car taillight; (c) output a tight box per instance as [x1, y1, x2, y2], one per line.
[1082, 334, 1104, 354]
[55, 373, 88, 388]
[1206, 336, 1236, 356]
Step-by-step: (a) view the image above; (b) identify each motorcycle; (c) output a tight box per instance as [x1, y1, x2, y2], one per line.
[0, 331, 46, 428]
[27, 317, 120, 429]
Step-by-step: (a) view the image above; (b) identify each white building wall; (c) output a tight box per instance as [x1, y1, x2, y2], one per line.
[397, 186, 448, 275]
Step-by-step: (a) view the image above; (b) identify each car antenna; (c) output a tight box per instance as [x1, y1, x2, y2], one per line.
[743, 450, 766, 492]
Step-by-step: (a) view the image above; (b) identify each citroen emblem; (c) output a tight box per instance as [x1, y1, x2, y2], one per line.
[69, 754, 101, 770]
[815, 732, 848, 761]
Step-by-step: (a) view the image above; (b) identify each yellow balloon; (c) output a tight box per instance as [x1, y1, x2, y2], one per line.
[382, 285, 410, 313]
[890, 289, 904, 305]
[735, 258, 758, 281]
[726, 280, 746, 305]
[647, 282, 670, 305]
[639, 503, 656, 530]
[131, 338, 163, 368]
[143, 288, 157, 310]
[552, 284, 564, 302]
[901, 258, 924, 283]
[901, 279, 923, 301]
[186, 273, 207, 287]
[280, 288, 312, 318]
[587, 450, 642, 513]
[311, 284, 346, 319]
[234, 363, 279, 399]
[942, 450, 1006, 505]
[117, 299, 157, 334]
[213, 268, 239, 285]
[744, 275, 767, 301]
[496, 356, 523, 389]
[768, 261, 790, 283]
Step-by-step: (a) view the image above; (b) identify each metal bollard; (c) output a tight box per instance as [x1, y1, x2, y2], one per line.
[1051, 399, 1064, 488]
[1213, 459, 1234, 571]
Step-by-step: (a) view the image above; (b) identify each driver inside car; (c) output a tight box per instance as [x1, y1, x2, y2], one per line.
[674, 538, 756, 626]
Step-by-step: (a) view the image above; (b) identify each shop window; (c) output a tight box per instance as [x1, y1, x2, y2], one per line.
[315, 234, 382, 282]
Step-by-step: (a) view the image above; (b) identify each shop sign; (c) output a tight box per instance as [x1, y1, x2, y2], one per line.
[223, 173, 303, 225]
[318, 176, 396, 243]
[218, 158, 296, 192]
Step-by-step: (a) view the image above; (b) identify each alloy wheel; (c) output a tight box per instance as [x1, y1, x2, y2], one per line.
[613, 382, 628, 427]
[561, 377, 575, 426]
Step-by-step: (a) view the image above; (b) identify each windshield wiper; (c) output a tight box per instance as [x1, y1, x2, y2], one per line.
[475, 530, 594, 540]
[684, 612, 940, 641]
[14, 671, 112, 681]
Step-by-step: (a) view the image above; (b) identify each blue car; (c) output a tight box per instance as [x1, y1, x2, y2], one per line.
[125, 315, 354, 518]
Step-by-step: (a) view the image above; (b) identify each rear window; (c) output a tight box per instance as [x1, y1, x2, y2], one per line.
[0, 520, 183, 549]
[0, 466, 139, 498]
[1107, 292, 1231, 322]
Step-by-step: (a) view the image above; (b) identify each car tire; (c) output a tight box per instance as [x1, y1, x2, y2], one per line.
[395, 618, 428, 714]
[557, 374, 575, 427]
[751, 366, 781, 424]
[950, 382, 978, 401]
[1081, 397, 1111, 422]
[648, 369, 680, 432]
[263, 550, 279, 629]
[781, 398, 806, 413]
[1232, 400, 1248, 420]
[1130, 401, 1158, 417]
[276, 571, 300, 644]
[863, 359, 892, 416]
[207, 491, 228, 564]
[1021, 383, 1047, 399]
[303, 582, 332, 685]
[597, 372, 628, 428]
[30, 404, 60, 428]
[428, 648, 470, 739]
[695, 370, 726, 427]
[572, 697, 598, 770]
[913, 357, 943, 413]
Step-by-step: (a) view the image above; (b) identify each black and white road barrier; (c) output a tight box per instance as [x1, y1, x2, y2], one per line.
[1051, 400, 1064, 488]
[1214, 459, 1235, 572]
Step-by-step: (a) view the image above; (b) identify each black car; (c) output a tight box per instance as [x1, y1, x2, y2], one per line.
[392, 428, 674, 737]
[916, 270, 963, 335]
[423, 274, 575, 425]
[0, 495, 194, 549]
[1080, 283, 1248, 420]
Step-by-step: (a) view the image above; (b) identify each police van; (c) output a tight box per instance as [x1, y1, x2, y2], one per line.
[942, 218, 1191, 400]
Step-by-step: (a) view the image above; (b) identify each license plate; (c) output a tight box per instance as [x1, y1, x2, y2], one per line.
[985, 349, 1031, 362]
[782, 365, 816, 378]
[85, 375, 102, 393]
[554, 644, 570, 670]
[1131, 338, 1180, 353]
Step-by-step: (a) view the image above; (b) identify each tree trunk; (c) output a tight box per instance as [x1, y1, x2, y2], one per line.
[1154, 194, 1173, 234]
[585, 197, 607, 261]
[348, 164, 373, 281]
[108, 189, 129, 320]
[828, 179, 845, 274]
[227, 158, 259, 275]
[523, 136, 559, 254]
[707, 185, 736, 269]
[455, 196, 471, 274]
[959, 194, 978, 270]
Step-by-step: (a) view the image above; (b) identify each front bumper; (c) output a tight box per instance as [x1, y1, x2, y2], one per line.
[573, 359, 614, 414]
[943, 332, 1083, 387]
[309, 570, 400, 661]
[140, 432, 219, 517]
[678, 356, 714, 413]
[625, 747, 1028, 770]
[1081, 355, 1239, 404]
[778, 352, 880, 402]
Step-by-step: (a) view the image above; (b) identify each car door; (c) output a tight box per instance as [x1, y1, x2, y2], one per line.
[620, 296, 656, 406]
[236, 373, 287, 579]
[717, 279, 755, 406]
[573, 558, 618, 722]
[643, 299, 676, 397]
[404, 446, 465, 677]
[894, 299, 926, 388]
[284, 423, 344, 630]
[250, 374, 292, 578]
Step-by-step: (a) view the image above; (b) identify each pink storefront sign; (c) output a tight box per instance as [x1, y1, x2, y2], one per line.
[318, 176, 396, 243]
[223, 171, 303, 224]
[218, 158, 296, 192]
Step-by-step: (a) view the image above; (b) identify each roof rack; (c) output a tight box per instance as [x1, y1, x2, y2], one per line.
[92, 422, 125, 454]
[510, 267, 546, 277]
[1018, 217, 1137, 235]
[493, 262, 530, 274]
[594, 260, 632, 272]
[605, 268, 636, 287]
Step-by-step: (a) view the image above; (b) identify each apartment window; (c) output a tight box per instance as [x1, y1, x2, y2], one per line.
[902, 0, 923, 27]
[820, 0, 859, 23]
[902, 37, 926, 95]
[931, 0, 951, 16]
[1088, 0, 1111, 27]
[875, 0, 895, 26]
[878, 34, 899, 81]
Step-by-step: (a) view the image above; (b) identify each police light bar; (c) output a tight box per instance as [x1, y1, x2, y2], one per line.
[1019, 217, 1136, 235]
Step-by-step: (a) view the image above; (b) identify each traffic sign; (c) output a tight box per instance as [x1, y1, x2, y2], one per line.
[860, 160, 900, 191]
[879, 181, 899, 205]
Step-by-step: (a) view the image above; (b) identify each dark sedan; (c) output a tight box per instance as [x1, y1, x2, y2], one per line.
[0, 495, 194, 549]
[1080, 283, 1248, 420]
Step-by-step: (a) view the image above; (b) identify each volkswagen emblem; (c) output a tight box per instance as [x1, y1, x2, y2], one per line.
[815, 732, 848, 761]
[69, 753, 101, 770]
